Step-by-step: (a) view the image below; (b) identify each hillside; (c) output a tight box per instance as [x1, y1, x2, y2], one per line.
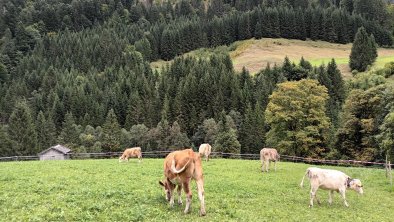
[0, 159, 393, 221]
[151, 38, 394, 78]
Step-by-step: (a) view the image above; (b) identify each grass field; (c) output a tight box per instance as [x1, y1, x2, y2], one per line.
[151, 38, 394, 78]
[1, 159, 393, 221]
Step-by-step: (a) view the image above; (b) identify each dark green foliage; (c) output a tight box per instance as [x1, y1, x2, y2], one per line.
[102, 109, 121, 152]
[0, 0, 393, 161]
[336, 85, 386, 161]
[58, 112, 80, 149]
[0, 125, 13, 157]
[214, 111, 241, 154]
[239, 103, 265, 154]
[8, 100, 37, 155]
[349, 27, 378, 72]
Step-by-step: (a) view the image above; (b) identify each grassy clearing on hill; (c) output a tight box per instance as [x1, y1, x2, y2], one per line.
[151, 38, 394, 78]
[1, 159, 393, 221]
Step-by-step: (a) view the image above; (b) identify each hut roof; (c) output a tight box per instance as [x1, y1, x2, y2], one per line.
[38, 144, 71, 155]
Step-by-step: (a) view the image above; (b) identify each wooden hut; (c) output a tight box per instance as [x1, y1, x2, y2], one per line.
[38, 144, 71, 160]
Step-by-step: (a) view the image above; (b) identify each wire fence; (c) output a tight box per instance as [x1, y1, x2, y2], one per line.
[0, 151, 393, 168]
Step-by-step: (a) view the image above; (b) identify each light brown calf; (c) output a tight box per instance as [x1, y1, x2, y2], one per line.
[198, 143, 212, 161]
[260, 148, 280, 172]
[119, 147, 142, 163]
[159, 149, 206, 216]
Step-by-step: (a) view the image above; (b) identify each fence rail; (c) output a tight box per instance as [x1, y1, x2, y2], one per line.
[0, 151, 392, 168]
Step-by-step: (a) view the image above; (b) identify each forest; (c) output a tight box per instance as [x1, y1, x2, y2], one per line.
[1, 0, 394, 162]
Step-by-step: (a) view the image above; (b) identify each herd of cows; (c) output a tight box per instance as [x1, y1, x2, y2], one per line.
[118, 145, 364, 216]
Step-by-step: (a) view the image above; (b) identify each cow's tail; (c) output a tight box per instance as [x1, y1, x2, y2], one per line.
[300, 169, 310, 188]
[171, 158, 191, 174]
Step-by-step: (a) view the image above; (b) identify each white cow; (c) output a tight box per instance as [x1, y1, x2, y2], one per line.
[260, 148, 280, 172]
[300, 167, 363, 207]
[198, 143, 212, 162]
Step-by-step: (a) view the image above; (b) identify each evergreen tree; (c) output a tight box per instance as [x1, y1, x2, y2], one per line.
[349, 27, 378, 72]
[36, 111, 47, 151]
[8, 100, 38, 155]
[58, 112, 80, 149]
[169, 121, 190, 150]
[336, 85, 385, 161]
[129, 124, 149, 148]
[214, 111, 241, 154]
[239, 103, 265, 154]
[327, 59, 345, 127]
[102, 109, 122, 152]
[0, 125, 13, 157]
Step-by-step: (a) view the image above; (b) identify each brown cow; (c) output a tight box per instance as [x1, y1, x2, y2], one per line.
[260, 148, 280, 172]
[159, 149, 206, 216]
[198, 143, 212, 162]
[119, 147, 142, 163]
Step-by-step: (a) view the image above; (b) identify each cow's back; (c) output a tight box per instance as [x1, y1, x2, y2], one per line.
[260, 148, 278, 160]
[199, 144, 211, 155]
[307, 167, 348, 190]
[164, 149, 193, 176]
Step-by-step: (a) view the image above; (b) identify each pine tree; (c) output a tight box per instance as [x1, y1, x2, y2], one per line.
[169, 121, 190, 150]
[8, 100, 38, 155]
[102, 109, 122, 152]
[36, 111, 47, 151]
[58, 112, 80, 149]
[214, 111, 241, 154]
[327, 59, 345, 127]
[0, 125, 13, 157]
[349, 27, 378, 72]
[239, 103, 265, 154]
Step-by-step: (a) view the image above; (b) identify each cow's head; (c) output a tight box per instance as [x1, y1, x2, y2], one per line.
[159, 180, 172, 201]
[349, 179, 363, 194]
[118, 156, 125, 162]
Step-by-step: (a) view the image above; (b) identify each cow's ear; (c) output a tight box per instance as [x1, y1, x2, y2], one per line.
[159, 181, 165, 187]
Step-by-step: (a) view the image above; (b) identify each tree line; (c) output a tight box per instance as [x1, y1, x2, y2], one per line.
[1, 0, 394, 162]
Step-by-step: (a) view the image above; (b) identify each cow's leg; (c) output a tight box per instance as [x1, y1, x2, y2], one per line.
[266, 160, 270, 172]
[328, 190, 333, 205]
[339, 189, 349, 207]
[177, 185, 183, 205]
[274, 160, 277, 172]
[261, 159, 265, 172]
[309, 186, 318, 207]
[138, 154, 142, 163]
[168, 183, 175, 207]
[316, 193, 321, 205]
[196, 179, 206, 216]
[183, 178, 192, 214]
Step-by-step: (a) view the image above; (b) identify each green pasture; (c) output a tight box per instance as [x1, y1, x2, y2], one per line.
[0, 159, 393, 221]
[309, 55, 394, 68]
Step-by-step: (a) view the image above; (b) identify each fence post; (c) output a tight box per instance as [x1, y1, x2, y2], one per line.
[386, 155, 389, 178]
[389, 161, 393, 186]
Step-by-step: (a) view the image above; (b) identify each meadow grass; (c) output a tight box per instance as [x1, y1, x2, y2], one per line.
[150, 38, 394, 78]
[1, 159, 393, 221]
[309, 55, 394, 68]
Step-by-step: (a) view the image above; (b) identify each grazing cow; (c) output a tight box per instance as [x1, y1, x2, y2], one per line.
[300, 167, 363, 207]
[159, 149, 206, 216]
[198, 143, 212, 162]
[119, 147, 142, 163]
[260, 148, 280, 172]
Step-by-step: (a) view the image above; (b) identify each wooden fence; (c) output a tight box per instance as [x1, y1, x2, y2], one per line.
[0, 151, 393, 168]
